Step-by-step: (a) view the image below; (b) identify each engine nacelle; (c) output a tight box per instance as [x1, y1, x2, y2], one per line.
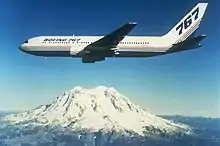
[82, 54, 105, 63]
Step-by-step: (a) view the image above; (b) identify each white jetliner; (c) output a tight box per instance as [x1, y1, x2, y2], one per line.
[20, 3, 208, 63]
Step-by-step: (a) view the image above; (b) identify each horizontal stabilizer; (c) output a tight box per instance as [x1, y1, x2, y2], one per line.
[167, 35, 206, 53]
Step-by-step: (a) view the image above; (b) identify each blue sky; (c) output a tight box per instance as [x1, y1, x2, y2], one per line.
[0, 0, 219, 117]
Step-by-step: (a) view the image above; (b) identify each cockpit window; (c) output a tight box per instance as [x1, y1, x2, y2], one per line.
[24, 40, 28, 43]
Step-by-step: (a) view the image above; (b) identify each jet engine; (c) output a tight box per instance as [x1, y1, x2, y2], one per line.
[82, 54, 105, 63]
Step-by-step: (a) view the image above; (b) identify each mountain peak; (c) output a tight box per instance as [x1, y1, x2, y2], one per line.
[72, 85, 84, 91]
[71, 86, 116, 92]
[3, 86, 191, 136]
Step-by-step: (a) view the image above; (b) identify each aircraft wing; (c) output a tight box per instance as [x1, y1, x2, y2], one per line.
[79, 22, 137, 63]
[167, 35, 206, 53]
[84, 22, 137, 51]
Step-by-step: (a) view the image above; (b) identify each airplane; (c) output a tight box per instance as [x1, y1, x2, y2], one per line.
[19, 3, 208, 63]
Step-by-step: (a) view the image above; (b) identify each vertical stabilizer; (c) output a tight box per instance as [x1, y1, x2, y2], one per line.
[163, 3, 208, 44]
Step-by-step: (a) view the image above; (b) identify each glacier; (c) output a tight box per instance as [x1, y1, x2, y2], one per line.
[0, 86, 193, 146]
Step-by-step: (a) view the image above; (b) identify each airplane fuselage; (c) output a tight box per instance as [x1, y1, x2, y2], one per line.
[20, 36, 171, 58]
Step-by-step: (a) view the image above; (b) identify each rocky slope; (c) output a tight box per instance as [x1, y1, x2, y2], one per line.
[0, 86, 193, 146]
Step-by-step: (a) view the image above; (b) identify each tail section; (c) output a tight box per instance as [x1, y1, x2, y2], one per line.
[163, 3, 208, 44]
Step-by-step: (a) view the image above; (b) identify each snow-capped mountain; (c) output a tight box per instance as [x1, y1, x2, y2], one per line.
[2, 86, 191, 136]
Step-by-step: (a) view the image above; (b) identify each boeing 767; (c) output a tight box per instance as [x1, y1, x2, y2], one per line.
[19, 3, 208, 63]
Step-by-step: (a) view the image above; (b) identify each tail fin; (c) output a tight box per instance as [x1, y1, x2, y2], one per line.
[163, 3, 208, 44]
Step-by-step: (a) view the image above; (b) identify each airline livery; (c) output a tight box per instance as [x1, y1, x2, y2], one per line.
[20, 3, 208, 63]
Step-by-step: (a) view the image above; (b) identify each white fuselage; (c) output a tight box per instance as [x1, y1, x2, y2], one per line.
[20, 35, 172, 57]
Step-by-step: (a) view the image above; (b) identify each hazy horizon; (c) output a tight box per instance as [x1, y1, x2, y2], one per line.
[0, 85, 219, 118]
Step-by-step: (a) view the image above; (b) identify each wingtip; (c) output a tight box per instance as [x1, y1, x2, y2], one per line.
[129, 22, 137, 25]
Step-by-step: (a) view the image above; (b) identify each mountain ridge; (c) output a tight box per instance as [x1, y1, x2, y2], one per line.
[2, 86, 191, 137]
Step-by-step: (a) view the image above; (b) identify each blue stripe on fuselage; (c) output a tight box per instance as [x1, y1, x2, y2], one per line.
[115, 51, 165, 57]
[21, 50, 166, 58]
[22, 50, 72, 57]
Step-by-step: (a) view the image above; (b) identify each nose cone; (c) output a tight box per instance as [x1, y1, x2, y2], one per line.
[19, 44, 23, 50]
[19, 44, 27, 52]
